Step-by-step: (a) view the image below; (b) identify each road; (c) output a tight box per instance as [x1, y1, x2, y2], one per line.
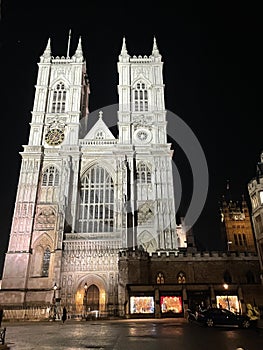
[2, 318, 262, 350]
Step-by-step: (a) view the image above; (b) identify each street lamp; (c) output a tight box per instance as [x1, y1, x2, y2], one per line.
[227, 241, 232, 251]
[84, 282, 88, 319]
[53, 283, 57, 320]
[223, 283, 230, 310]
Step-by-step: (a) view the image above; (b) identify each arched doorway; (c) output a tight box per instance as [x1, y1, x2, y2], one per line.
[87, 284, 99, 311]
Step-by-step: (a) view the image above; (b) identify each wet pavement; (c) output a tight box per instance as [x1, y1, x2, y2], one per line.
[1, 318, 262, 350]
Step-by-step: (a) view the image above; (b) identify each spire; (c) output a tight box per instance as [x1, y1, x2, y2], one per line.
[152, 36, 161, 60]
[40, 38, 51, 63]
[73, 36, 83, 62]
[119, 37, 130, 62]
[66, 29, 72, 58]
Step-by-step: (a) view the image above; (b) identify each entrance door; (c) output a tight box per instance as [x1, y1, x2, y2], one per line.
[87, 284, 99, 311]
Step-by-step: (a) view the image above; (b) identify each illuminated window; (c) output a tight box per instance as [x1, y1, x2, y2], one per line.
[177, 272, 186, 284]
[42, 166, 59, 186]
[133, 81, 148, 112]
[160, 295, 183, 314]
[42, 248, 50, 277]
[156, 272, 165, 284]
[130, 296, 154, 314]
[51, 82, 67, 113]
[79, 165, 114, 232]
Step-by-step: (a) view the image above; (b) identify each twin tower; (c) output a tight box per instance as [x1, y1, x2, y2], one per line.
[0, 35, 185, 316]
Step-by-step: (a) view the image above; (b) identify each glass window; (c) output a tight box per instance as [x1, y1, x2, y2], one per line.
[51, 82, 67, 113]
[42, 166, 60, 187]
[130, 296, 154, 314]
[137, 162, 151, 184]
[177, 272, 186, 283]
[42, 248, 50, 277]
[133, 81, 148, 112]
[160, 296, 182, 314]
[156, 272, 165, 284]
[79, 165, 114, 232]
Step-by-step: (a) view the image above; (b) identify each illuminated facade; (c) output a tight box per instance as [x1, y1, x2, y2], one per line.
[220, 195, 256, 253]
[248, 151, 263, 281]
[0, 36, 185, 317]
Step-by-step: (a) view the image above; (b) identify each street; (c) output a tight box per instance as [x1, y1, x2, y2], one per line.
[2, 318, 262, 350]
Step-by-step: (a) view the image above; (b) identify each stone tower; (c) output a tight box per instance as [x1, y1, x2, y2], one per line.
[220, 184, 256, 252]
[0, 35, 184, 316]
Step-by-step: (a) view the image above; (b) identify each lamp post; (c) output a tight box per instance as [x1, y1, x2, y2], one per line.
[53, 283, 57, 320]
[84, 282, 88, 319]
[227, 241, 232, 251]
[223, 283, 230, 310]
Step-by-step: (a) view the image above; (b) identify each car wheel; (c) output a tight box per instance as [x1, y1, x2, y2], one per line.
[241, 320, 250, 329]
[206, 318, 214, 327]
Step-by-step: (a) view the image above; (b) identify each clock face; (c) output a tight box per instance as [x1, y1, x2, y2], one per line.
[45, 129, 65, 146]
[134, 128, 151, 143]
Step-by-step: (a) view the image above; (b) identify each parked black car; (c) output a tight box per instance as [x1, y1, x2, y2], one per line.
[191, 308, 251, 328]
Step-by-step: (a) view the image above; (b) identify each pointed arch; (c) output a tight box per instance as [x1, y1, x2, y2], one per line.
[49, 78, 70, 113]
[42, 165, 60, 187]
[42, 247, 51, 277]
[75, 275, 107, 315]
[156, 272, 165, 284]
[177, 271, 186, 284]
[78, 164, 114, 233]
[137, 161, 152, 184]
[132, 76, 151, 112]
[30, 233, 53, 277]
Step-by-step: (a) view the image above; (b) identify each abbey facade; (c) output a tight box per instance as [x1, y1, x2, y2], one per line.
[0, 36, 186, 317]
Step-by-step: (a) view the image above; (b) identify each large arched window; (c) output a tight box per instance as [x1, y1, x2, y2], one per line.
[79, 165, 114, 232]
[133, 81, 148, 112]
[51, 82, 67, 113]
[42, 166, 60, 186]
[42, 247, 51, 277]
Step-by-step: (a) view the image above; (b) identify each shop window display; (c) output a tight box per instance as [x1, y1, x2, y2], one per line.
[130, 296, 154, 314]
[160, 295, 183, 314]
[216, 295, 240, 313]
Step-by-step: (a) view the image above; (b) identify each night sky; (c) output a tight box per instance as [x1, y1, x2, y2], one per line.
[0, 2, 261, 277]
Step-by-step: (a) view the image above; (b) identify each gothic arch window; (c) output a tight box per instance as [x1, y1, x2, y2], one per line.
[42, 247, 51, 277]
[223, 271, 232, 284]
[156, 272, 165, 284]
[42, 166, 60, 186]
[133, 81, 149, 112]
[246, 270, 255, 284]
[51, 82, 67, 113]
[79, 165, 114, 233]
[177, 271, 186, 284]
[137, 162, 151, 184]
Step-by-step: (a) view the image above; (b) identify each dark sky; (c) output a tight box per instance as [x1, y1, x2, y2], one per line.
[0, 2, 261, 276]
